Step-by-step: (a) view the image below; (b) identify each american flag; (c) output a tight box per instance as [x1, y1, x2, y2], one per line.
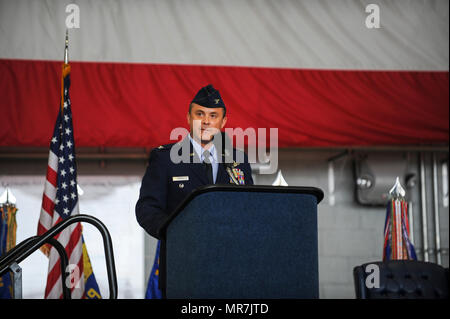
[37, 63, 85, 298]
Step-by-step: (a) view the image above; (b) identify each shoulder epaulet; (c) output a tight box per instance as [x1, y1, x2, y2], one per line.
[154, 143, 175, 151]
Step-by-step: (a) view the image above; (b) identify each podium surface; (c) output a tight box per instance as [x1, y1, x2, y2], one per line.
[158, 185, 324, 299]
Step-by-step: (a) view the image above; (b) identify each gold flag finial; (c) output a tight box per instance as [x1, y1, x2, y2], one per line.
[64, 29, 69, 64]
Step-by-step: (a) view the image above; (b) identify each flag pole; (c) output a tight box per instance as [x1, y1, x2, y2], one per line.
[61, 29, 70, 114]
[40, 30, 71, 257]
[64, 29, 69, 65]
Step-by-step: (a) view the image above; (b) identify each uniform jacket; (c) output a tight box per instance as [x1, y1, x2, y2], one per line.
[136, 135, 254, 239]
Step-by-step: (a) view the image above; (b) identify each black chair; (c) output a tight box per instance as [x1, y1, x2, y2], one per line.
[353, 260, 449, 299]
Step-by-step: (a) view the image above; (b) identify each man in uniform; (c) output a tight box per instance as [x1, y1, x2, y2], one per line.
[135, 84, 253, 297]
[136, 84, 253, 239]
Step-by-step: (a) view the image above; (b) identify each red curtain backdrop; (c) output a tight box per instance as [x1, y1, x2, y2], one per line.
[0, 59, 448, 148]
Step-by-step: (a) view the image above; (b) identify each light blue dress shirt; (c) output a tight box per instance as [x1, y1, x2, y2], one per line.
[188, 134, 218, 183]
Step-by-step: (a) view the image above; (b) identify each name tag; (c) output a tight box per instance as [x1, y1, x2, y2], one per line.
[172, 176, 189, 182]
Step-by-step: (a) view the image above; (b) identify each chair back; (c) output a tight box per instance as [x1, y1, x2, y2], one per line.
[353, 260, 448, 299]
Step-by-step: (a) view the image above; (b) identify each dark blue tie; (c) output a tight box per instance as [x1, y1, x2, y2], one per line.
[203, 150, 213, 184]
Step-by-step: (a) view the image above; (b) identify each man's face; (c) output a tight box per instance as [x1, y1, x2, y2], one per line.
[187, 103, 227, 146]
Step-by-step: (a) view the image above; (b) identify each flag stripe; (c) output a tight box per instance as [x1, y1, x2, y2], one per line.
[38, 208, 52, 230]
[37, 222, 48, 236]
[69, 245, 85, 298]
[45, 269, 62, 299]
[41, 194, 54, 216]
[47, 221, 80, 272]
[1, 0, 448, 70]
[44, 179, 57, 199]
[48, 150, 59, 172]
[45, 166, 58, 187]
[1, 60, 448, 148]
[45, 223, 83, 298]
[1, 1, 449, 148]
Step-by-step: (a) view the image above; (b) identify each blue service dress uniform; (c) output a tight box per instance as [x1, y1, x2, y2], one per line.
[135, 136, 254, 239]
[137, 83, 251, 298]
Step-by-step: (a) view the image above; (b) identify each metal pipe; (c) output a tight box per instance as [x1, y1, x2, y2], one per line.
[432, 153, 442, 264]
[420, 152, 429, 262]
[0, 236, 71, 299]
[10, 262, 22, 299]
[408, 201, 414, 245]
[328, 161, 335, 206]
[0, 214, 118, 299]
[443, 161, 449, 208]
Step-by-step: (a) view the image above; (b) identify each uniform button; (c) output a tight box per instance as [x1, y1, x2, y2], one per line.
[179, 183, 184, 188]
